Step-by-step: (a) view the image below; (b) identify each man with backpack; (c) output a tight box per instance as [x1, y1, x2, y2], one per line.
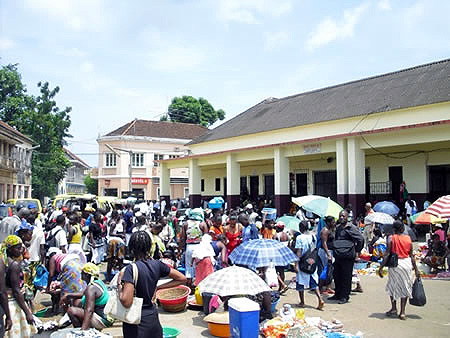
[46, 215, 68, 253]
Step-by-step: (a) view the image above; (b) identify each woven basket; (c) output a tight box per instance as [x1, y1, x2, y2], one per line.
[161, 302, 187, 313]
[157, 286, 190, 313]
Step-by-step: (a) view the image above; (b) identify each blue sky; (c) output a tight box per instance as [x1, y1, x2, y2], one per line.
[1, 0, 449, 166]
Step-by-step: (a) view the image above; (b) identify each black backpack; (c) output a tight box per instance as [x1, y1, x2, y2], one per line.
[45, 228, 62, 249]
[299, 236, 318, 274]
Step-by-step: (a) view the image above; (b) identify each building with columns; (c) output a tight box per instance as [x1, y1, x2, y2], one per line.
[0, 121, 33, 201]
[160, 59, 450, 216]
[97, 119, 207, 200]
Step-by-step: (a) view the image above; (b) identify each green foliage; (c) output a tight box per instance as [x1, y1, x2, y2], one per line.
[84, 173, 98, 195]
[0, 64, 72, 200]
[167, 96, 225, 127]
[159, 114, 168, 121]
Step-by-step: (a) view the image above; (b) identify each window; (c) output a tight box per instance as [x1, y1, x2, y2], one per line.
[132, 153, 144, 167]
[105, 153, 117, 167]
[215, 178, 221, 191]
[153, 154, 164, 166]
[169, 155, 180, 159]
[201, 179, 205, 192]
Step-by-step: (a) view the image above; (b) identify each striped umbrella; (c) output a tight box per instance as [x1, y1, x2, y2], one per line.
[364, 212, 394, 225]
[228, 239, 299, 268]
[425, 195, 450, 219]
[197, 266, 271, 297]
[410, 211, 446, 224]
[291, 195, 343, 219]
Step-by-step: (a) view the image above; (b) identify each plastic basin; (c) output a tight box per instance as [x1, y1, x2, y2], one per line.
[271, 299, 279, 313]
[208, 322, 231, 337]
[163, 326, 181, 338]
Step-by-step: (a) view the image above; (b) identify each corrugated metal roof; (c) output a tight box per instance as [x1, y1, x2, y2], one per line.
[190, 58, 450, 145]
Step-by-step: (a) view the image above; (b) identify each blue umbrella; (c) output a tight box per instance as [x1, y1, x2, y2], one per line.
[229, 239, 298, 268]
[373, 201, 400, 216]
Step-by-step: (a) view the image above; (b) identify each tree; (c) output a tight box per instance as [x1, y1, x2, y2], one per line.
[163, 96, 225, 127]
[84, 173, 98, 195]
[0, 64, 72, 200]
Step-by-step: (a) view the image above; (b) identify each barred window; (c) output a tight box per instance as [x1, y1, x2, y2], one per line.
[132, 153, 144, 167]
[105, 153, 117, 167]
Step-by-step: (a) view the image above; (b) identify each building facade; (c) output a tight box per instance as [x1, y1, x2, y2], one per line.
[161, 59, 450, 216]
[0, 121, 33, 201]
[57, 148, 90, 195]
[96, 119, 207, 201]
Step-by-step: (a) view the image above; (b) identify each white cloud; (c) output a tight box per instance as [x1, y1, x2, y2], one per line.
[148, 46, 206, 73]
[0, 37, 14, 50]
[305, 3, 369, 51]
[378, 0, 391, 11]
[264, 31, 290, 51]
[80, 62, 94, 73]
[217, 0, 292, 24]
[23, 0, 108, 32]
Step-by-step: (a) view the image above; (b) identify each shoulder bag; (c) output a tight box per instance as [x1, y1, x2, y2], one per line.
[104, 263, 143, 324]
[386, 235, 398, 268]
[299, 235, 319, 274]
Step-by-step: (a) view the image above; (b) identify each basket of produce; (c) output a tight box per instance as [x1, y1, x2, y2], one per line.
[156, 285, 190, 312]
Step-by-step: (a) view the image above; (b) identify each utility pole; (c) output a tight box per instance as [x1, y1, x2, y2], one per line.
[105, 144, 133, 192]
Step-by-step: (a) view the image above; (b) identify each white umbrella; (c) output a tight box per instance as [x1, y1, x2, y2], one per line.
[197, 266, 271, 297]
[364, 212, 394, 225]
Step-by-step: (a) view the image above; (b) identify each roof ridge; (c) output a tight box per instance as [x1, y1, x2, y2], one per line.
[121, 118, 137, 136]
[276, 58, 450, 103]
[134, 119, 208, 128]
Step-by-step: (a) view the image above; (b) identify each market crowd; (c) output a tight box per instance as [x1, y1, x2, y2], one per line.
[0, 193, 448, 337]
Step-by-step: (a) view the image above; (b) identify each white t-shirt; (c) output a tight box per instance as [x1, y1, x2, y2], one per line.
[405, 200, 416, 216]
[49, 225, 68, 249]
[29, 226, 45, 262]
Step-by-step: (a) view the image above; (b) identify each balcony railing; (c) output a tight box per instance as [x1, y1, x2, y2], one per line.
[0, 154, 18, 171]
[370, 181, 392, 194]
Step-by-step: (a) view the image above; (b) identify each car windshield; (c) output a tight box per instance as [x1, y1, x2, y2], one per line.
[0, 206, 9, 218]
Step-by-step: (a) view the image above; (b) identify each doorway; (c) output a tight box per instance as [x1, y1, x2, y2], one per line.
[264, 175, 274, 201]
[429, 165, 450, 202]
[313, 170, 337, 201]
[296, 173, 308, 196]
[250, 176, 259, 201]
[389, 166, 403, 204]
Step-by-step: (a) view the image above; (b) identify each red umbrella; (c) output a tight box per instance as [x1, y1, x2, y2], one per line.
[426, 195, 450, 219]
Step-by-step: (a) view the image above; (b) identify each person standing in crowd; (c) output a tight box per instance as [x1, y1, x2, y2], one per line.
[318, 216, 336, 295]
[47, 215, 68, 253]
[67, 213, 86, 265]
[2, 235, 36, 337]
[329, 210, 364, 304]
[180, 209, 208, 287]
[245, 204, 259, 225]
[160, 199, 166, 217]
[62, 263, 113, 330]
[106, 210, 126, 282]
[295, 221, 324, 310]
[149, 224, 166, 259]
[89, 213, 105, 264]
[240, 213, 259, 242]
[378, 220, 419, 320]
[210, 234, 228, 270]
[118, 231, 187, 338]
[123, 206, 134, 245]
[224, 213, 242, 255]
[0, 208, 30, 243]
[209, 214, 224, 241]
[405, 196, 417, 226]
[0, 252, 12, 336]
[274, 221, 290, 294]
[159, 216, 175, 247]
[345, 204, 353, 223]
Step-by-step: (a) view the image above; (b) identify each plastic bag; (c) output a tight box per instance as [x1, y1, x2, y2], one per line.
[265, 265, 279, 288]
[319, 263, 333, 285]
[33, 265, 48, 288]
[409, 277, 426, 306]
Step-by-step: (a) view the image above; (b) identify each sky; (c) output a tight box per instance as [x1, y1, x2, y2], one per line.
[1, 0, 450, 167]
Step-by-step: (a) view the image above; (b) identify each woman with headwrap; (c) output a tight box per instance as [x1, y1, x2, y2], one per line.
[61, 262, 113, 330]
[2, 235, 36, 337]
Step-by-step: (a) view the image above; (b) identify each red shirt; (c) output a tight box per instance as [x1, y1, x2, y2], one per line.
[391, 234, 411, 259]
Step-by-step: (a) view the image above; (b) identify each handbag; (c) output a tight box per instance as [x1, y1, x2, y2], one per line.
[409, 277, 426, 306]
[299, 236, 318, 274]
[104, 263, 143, 324]
[333, 239, 356, 259]
[386, 236, 398, 268]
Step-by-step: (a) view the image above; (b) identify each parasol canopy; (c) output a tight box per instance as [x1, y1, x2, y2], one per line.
[373, 201, 400, 216]
[364, 212, 394, 225]
[291, 195, 342, 219]
[426, 195, 450, 219]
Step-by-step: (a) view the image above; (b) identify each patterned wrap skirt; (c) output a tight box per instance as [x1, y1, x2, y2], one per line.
[386, 257, 414, 299]
[5, 298, 37, 338]
[59, 258, 86, 294]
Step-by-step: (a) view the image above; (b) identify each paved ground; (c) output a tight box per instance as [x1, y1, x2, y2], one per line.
[35, 271, 450, 337]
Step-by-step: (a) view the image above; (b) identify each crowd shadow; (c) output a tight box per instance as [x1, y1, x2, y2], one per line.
[369, 312, 422, 320]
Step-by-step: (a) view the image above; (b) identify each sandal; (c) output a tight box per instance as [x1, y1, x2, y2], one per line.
[317, 301, 324, 311]
[280, 285, 289, 295]
[385, 310, 397, 317]
[398, 314, 406, 320]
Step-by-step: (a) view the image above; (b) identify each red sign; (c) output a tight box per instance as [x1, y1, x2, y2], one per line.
[132, 177, 149, 185]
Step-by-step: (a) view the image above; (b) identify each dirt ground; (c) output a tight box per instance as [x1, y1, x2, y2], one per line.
[34, 271, 450, 338]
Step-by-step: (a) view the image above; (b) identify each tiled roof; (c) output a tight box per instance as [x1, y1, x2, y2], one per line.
[64, 147, 90, 168]
[190, 58, 450, 145]
[0, 120, 34, 144]
[104, 119, 208, 140]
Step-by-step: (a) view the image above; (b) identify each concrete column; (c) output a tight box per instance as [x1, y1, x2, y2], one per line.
[188, 159, 202, 208]
[274, 147, 290, 216]
[336, 139, 349, 207]
[159, 162, 171, 206]
[226, 153, 240, 209]
[347, 137, 366, 215]
[258, 174, 264, 197]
